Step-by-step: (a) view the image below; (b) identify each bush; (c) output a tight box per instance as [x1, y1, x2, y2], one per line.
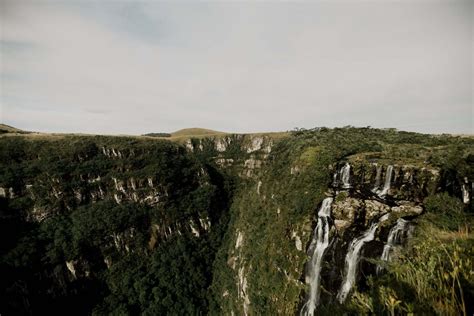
[424, 193, 465, 230]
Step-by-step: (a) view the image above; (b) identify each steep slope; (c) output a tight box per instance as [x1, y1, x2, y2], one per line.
[0, 124, 27, 134]
[210, 128, 473, 315]
[0, 133, 274, 314]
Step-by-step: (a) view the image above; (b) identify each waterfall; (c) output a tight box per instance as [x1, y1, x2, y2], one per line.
[337, 213, 389, 304]
[376, 218, 409, 274]
[372, 164, 382, 192]
[462, 184, 470, 204]
[340, 163, 351, 189]
[377, 165, 393, 197]
[300, 198, 333, 316]
[332, 171, 338, 187]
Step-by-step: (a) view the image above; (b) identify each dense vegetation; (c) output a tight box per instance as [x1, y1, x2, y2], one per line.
[345, 194, 473, 315]
[0, 127, 472, 315]
[0, 136, 234, 315]
[142, 133, 172, 138]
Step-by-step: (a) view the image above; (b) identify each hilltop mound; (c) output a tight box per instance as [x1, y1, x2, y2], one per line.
[0, 124, 28, 134]
[171, 128, 226, 137]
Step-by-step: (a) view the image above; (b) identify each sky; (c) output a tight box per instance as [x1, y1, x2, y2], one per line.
[0, 0, 472, 135]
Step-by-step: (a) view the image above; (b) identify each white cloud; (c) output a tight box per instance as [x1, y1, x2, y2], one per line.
[0, 0, 472, 134]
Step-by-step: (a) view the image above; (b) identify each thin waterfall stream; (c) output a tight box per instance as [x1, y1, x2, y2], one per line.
[337, 213, 390, 303]
[376, 218, 409, 274]
[300, 197, 333, 316]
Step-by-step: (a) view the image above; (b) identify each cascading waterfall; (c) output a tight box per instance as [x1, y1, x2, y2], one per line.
[340, 163, 351, 189]
[372, 164, 382, 192]
[332, 172, 338, 187]
[376, 218, 409, 274]
[377, 165, 393, 197]
[462, 184, 470, 204]
[300, 197, 333, 316]
[337, 213, 390, 304]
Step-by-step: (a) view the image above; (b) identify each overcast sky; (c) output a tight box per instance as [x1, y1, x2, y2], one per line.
[0, 0, 472, 135]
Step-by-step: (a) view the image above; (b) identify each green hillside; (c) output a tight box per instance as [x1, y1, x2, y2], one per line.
[171, 127, 226, 137]
[0, 124, 27, 134]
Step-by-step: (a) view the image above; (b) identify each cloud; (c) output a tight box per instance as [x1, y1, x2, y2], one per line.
[0, 0, 472, 134]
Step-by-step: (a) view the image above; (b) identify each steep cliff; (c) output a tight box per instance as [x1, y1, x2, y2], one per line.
[0, 128, 472, 315]
[210, 128, 473, 315]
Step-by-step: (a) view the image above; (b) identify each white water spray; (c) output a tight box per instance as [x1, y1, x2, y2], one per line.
[337, 214, 389, 303]
[376, 218, 409, 274]
[300, 197, 333, 316]
[377, 165, 393, 197]
[340, 163, 351, 189]
[462, 184, 470, 204]
[372, 164, 382, 192]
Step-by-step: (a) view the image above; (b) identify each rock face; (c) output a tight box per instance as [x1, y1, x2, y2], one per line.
[65, 259, 90, 280]
[227, 230, 250, 315]
[18, 174, 170, 222]
[182, 134, 272, 179]
[332, 197, 361, 223]
[299, 161, 442, 314]
[333, 161, 440, 202]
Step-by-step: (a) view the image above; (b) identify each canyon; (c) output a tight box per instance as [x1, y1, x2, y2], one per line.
[0, 127, 472, 315]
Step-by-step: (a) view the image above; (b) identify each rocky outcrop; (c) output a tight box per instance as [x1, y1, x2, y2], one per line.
[333, 162, 440, 202]
[329, 162, 437, 232]
[301, 161, 442, 314]
[65, 259, 90, 280]
[101, 146, 130, 159]
[182, 134, 272, 179]
[223, 229, 251, 315]
[332, 197, 361, 224]
[12, 174, 178, 223]
[0, 186, 15, 199]
[238, 265, 251, 316]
